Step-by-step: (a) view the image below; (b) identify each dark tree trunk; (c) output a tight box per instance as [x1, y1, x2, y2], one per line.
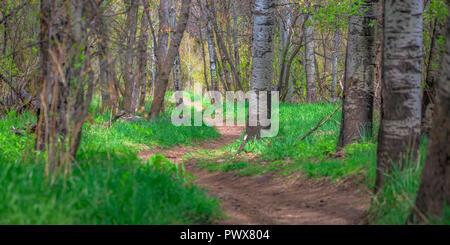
[148, 0, 191, 120]
[137, 0, 150, 114]
[123, 0, 140, 114]
[409, 6, 449, 224]
[337, 0, 377, 150]
[421, 16, 445, 135]
[95, 1, 117, 113]
[36, 0, 94, 172]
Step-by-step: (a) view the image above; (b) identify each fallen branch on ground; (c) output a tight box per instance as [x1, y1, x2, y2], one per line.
[299, 105, 342, 141]
[235, 134, 249, 157]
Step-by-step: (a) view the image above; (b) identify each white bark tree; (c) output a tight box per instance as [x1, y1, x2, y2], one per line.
[246, 0, 275, 139]
[376, 0, 424, 190]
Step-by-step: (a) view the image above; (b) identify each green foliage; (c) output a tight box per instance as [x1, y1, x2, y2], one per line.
[367, 140, 449, 225]
[0, 110, 221, 225]
[368, 163, 423, 225]
[0, 157, 221, 225]
[307, 0, 364, 31]
[0, 111, 35, 164]
[425, 0, 449, 21]
[82, 113, 219, 154]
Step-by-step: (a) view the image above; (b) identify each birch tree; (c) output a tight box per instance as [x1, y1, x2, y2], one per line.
[375, 0, 424, 190]
[246, 0, 275, 139]
[170, 0, 182, 93]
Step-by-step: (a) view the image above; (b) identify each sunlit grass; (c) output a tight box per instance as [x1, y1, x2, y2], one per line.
[193, 103, 378, 184]
[0, 102, 221, 225]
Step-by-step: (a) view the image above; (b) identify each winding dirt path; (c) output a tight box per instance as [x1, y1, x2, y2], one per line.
[139, 125, 370, 225]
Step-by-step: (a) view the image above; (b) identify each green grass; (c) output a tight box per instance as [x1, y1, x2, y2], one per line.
[368, 140, 449, 225]
[194, 103, 378, 184]
[0, 154, 221, 225]
[82, 114, 220, 153]
[368, 162, 424, 225]
[0, 104, 222, 224]
[2, 99, 447, 225]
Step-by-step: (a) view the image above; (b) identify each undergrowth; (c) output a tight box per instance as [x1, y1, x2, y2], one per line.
[0, 100, 221, 225]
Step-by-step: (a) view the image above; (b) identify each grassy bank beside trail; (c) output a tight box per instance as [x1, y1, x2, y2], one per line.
[195, 103, 376, 183]
[0, 107, 221, 225]
[192, 102, 448, 225]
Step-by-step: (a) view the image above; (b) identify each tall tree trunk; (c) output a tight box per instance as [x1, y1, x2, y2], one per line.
[138, 0, 150, 114]
[374, 0, 384, 112]
[148, 0, 191, 120]
[207, 0, 243, 91]
[96, 2, 117, 113]
[337, 0, 377, 150]
[331, 27, 341, 100]
[202, 0, 218, 90]
[421, 16, 445, 135]
[123, 0, 139, 114]
[303, 14, 317, 103]
[375, 0, 424, 190]
[152, 0, 171, 115]
[216, 38, 233, 91]
[199, 21, 210, 91]
[410, 5, 449, 223]
[277, 0, 291, 101]
[207, 22, 218, 90]
[245, 2, 255, 92]
[284, 43, 302, 103]
[246, 0, 275, 140]
[170, 0, 182, 93]
[232, 0, 241, 82]
[36, 0, 94, 172]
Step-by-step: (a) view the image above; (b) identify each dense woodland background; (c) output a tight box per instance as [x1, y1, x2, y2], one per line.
[0, 0, 448, 225]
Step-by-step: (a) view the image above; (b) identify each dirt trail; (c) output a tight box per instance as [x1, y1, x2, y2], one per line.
[139, 125, 370, 225]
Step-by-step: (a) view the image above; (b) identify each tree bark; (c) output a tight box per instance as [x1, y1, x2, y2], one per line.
[246, 0, 275, 139]
[35, 0, 94, 172]
[202, 0, 218, 90]
[277, 0, 293, 101]
[123, 0, 140, 114]
[232, 0, 241, 81]
[170, 0, 182, 93]
[375, 0, 424, 190]
[421, 15, 445, 135]
[148, 0, 191, 120]
[95, 1, 111, 111]
[303, 14, 317, 103]
[337, 0, 377, 150]
[138, 0, 150, 114]
[331, 27, 341, 100]
[410, 6, 449, 223]
[207, 0, 243, 91]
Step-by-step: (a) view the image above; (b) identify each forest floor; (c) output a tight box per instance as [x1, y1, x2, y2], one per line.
[139, 124, 370, 225]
